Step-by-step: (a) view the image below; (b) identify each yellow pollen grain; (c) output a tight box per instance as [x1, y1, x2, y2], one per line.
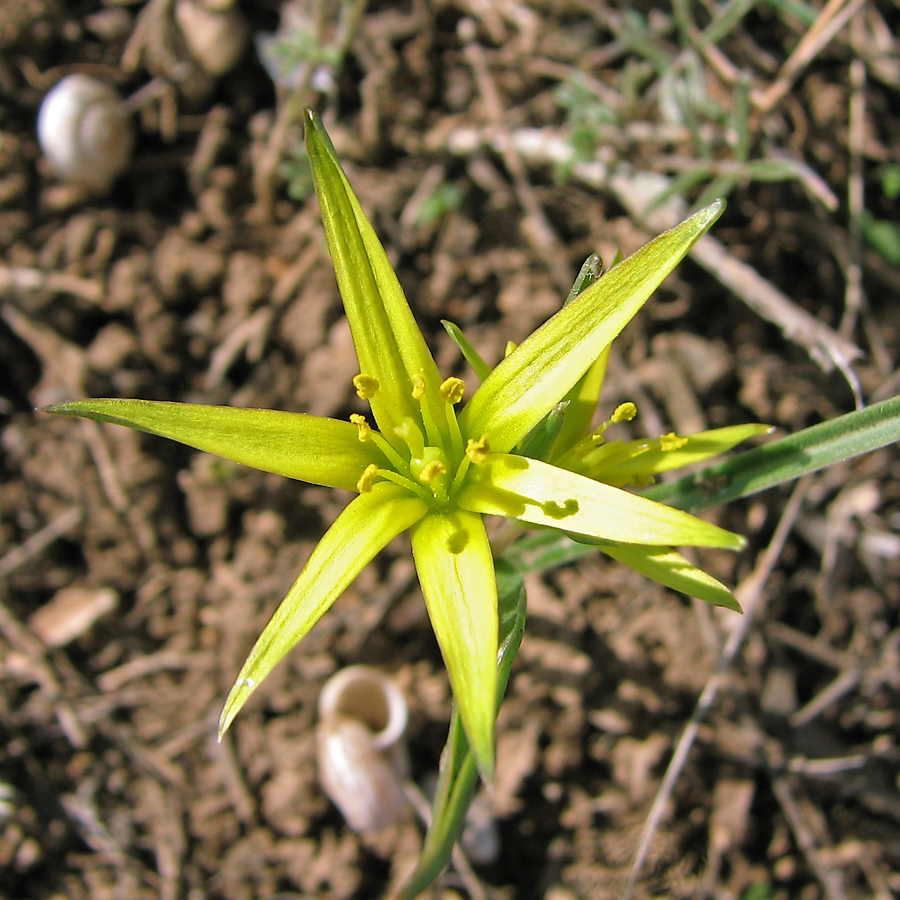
[357, 464, 380, 493]
[611, 402, 637, 423]
[350, 413, 371, 441]
[411, 373, 426, 399]
[353, 374, 380, 400]
[439, 377, 465, 405]
[660, 432, 688, 451]
[419, 460, 448, 483]
[466, 434, 491, 463]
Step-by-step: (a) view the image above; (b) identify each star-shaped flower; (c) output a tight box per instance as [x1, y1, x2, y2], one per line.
[46, 109, 750, 778]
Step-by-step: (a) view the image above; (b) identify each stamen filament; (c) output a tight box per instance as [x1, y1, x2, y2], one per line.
[450, 455, 471, 494]
[445, 406, 464, 461]
[369, 431, 409, 474]
[439, 376, 466, 461]
[416, 383, 444, 448]
[375, 468, 432, 501]
[396, 417, 425, 459]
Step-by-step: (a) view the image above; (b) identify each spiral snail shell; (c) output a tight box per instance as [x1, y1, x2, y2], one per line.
[316, 665, 410, 832]
[37, 75, 134, 193]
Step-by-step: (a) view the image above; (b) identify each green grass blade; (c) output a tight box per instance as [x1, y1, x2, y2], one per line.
[441, 319, 492, 382]
[643, 395, 900, 511]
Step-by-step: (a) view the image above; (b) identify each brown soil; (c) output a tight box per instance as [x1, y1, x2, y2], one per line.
[2, 2, 899, 899]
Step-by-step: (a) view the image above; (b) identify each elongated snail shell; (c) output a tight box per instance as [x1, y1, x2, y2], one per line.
[37, 75, 134, 193]
[317, 665, 409, 832]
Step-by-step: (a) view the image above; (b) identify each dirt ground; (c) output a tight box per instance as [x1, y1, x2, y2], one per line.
[2, 2, 899, 899]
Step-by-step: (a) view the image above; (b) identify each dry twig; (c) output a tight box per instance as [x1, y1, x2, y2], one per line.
[445, 126, 864, 389]
[620, 475, 813, 900]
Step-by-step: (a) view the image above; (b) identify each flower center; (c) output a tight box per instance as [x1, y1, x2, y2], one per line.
[350, 373, 476, 507]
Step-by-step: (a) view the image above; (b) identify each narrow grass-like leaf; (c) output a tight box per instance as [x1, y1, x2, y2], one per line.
[442, 320, 492, 382]
[563, 253, 603, 305]
[502, 528, 598, 573]
[644, 395, 900, 511]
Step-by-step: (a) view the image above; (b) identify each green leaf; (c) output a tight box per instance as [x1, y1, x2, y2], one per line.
[544, 256, 610, 459]
[219, 482, 427, 736]
[400, 559, 526, 899]
[410, 510, 498, 779]
[563, 253, 604, 306]
[548, 346, 610, 460]
[861, 214, 900, 266]
[441, 320, 492, 382]
[459, 453, 745, 548]
[502, 528, 598, 573]
[460, 201, 725, 453]
[44, 399, 382, 493]
[517, 401, 569, 461]
[304, 108, 448, 443]
[644, 395, 900, 511]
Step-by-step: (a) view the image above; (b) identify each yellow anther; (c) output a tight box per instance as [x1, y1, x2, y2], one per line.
[465, 434, 491, 463]
[503, 340, 517, 358]
[419, 460, 448, 483]
[611, 402, 637, 423]
[356, 464, 380, 493]
[439, 377, 465, 405]
[411, 373, 426, 399]
[353, 374, 380, 400]
[660, 432, 688, 451]
[350, 413, 371, 441]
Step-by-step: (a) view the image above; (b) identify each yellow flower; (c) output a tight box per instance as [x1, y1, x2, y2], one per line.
[46, 110, 747, 778]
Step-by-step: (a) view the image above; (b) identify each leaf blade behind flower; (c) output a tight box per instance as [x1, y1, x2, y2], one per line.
[644, 395, 900, 511]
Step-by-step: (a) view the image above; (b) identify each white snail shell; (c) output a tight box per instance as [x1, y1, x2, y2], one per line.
[317, 665, 409, 832]
[37, 75, 134, 193]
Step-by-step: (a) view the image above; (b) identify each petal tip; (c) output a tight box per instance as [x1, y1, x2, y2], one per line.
[219, 676, 256, 739]
[471, 736, 495, 784]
